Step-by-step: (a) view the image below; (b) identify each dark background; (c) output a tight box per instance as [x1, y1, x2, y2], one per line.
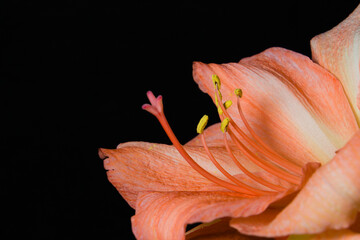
[2, 1, 359, 239]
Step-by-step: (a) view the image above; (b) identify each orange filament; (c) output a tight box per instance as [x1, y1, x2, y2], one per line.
[215, 89, 303, 176]
[157, 114, 254, 194]
[143, 87, 304, 196]
[200, 133, 274, 195]
[222, 133, 288, 192]
[227, 129, 301, 185]
[236, 96, 303, 173]
[142, 91, 264, 195]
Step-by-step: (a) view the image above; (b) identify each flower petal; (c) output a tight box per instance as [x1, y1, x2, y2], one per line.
[131, 190, 288, 240]
[193, 48, 358, 165]
[99, 142, 264, 207]
[230, 131, 360, 237]
[311, 4, 360, 124]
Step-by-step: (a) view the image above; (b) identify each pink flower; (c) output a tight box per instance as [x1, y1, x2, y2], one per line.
[99, 4, 360, 239]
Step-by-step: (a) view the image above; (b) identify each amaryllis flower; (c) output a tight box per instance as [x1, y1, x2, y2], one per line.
[99, 4, 360, 240]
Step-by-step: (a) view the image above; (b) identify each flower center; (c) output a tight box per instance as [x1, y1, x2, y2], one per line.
[142, 75, 303, 196]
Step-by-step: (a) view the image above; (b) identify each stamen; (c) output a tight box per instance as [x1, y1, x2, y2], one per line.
[197, 115, 209, 134]
[214, 88, 302, 176]
[221, 118, 230, 133]
[222, 131, 287, 192]
[200, 116, 283, 192]
[214, 90, 222, 106]
[236, 94, 302, 173]
[224, 100, 233, 109]
[218, 100, 233, 115]
[235, 88, 243, 98]
[200, 132, 273, 195]
[228, 129, 301, 185]
[217, 106, 223, 115]
[143, 76, 305, 195]
[143, 91, 261, 195]
[212, 74, 221, 90]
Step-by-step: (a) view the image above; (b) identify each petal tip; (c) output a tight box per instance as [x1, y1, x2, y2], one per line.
[98, 148, 107, 159]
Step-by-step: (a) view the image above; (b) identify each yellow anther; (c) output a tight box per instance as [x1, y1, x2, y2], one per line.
[224, 100, 232, 109]
[235, 88, 243, 98]
[214, 91, 222, 106]
[221, 118, 230, 133]
[218, 101, 232, 115]
[212, 74, 221, 90]
[197, 115, 209, 134]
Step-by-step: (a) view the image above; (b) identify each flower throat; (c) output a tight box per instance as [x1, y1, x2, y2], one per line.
[142, 75, 303, 196]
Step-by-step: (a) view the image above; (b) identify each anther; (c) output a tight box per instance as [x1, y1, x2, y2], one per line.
[218, 100, 232, 115]
[221, 118, 230, 133]
[224, 100, 232, 109]
[197, 115, 209, 134]
[212, 74, 221, 90]
[235, 88, 243, 98]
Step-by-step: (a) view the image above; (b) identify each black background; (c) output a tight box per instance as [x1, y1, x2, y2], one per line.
[2, 1, 359, 239]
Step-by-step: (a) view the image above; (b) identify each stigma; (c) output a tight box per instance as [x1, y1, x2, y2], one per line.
[142, 75, 303, 196]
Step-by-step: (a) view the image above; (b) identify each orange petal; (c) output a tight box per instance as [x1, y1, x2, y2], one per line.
[193, 48, 358, 165]
[99, 142, 264, 208]
[230, 131, 360, 237]
[184, 162, 319, 240]
[131, 190, 288, 240]
[311, 4, 360, 124]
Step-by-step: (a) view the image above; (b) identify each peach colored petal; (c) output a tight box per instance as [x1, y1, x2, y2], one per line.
[129, 162, 317, 240]
[262, 162, 320, 209]
[131, 191, 288, 240]
[311, 4, 360, 124]
[99, 142, 266, 207]
[230, 131, 360, 237]
[193, 48, 358, 165]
